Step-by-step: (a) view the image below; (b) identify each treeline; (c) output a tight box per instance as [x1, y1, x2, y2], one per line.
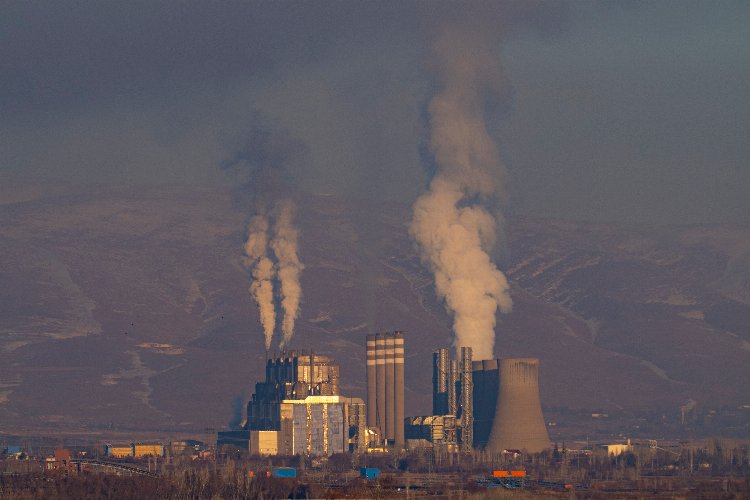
[0, 470, 318, 500]
[2, 440, 749, 499]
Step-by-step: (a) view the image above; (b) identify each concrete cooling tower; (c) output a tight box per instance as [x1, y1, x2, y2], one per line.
[486, 358, 550, 454]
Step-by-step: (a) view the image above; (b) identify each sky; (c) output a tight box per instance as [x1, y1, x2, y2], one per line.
[1, 0, 748, 225]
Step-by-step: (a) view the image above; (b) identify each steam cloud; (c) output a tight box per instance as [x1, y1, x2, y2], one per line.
[242, 199, 304, 351]
[410, 29, 513, 360]
[243, 214, 276, 351]
[224, 118, 306, 352]
[270, 199, 304, 349]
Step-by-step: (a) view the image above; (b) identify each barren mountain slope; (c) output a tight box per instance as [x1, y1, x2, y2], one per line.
[1, 185, 748, 433]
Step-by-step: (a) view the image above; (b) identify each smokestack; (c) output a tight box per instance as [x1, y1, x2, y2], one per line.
[384, 333, 395, 442]
[375, 333, 386, 441]
[433, 348, 449, 415]
[448, 358, 459, 416]
[487, 358, 550, 454]
[460, 347, 473, 451]
[366, 334, 377, 429]
[393, 331, 405, 449]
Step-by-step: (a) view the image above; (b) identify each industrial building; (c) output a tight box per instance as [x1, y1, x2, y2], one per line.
[219, 352, 365, 457]
[246, 353, 340, 431]
[221, 332, 549, 456]
[365, 331, 405, 449]
[419, 348, 551, 454]
[404, 415, 458, 451]
[104, 443, 165, 458]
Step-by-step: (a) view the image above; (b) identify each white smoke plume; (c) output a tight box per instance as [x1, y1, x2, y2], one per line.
[270, 199, 304, 349]
[410, 28, 513, 360]
[243, 214, 276, 351]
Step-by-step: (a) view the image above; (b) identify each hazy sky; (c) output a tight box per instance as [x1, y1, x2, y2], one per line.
[1, 1, 748, 225]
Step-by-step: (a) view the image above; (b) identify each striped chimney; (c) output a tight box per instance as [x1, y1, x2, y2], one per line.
[394, 331, 405, 448]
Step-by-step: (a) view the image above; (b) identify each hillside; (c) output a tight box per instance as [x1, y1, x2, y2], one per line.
[1, 185, 749, 434]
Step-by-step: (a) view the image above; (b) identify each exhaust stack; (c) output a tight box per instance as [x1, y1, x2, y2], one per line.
[394, 331, 405, 448]
[432, 348, 449, 415]
[366, 334, 377, 429]
[366, 332, 406, 449]
[375, 334, 386, 440]
[460, 347, 473, 452]
[385, 334, 395, 442]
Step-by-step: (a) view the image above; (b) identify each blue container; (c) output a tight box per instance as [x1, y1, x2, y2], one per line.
[360, 467, 381, 479]
[272, 467, 297, 478]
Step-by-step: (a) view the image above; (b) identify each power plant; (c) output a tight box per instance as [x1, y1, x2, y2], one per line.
[418, 346, 550, 453]
[219, 352, 366, 456]
[222, 331, 549, 456]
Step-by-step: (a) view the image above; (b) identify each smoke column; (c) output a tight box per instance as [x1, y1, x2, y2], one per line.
[271, 199, 303, 348]
[243, 214, 276, 351]
[410, 29, 512, 360]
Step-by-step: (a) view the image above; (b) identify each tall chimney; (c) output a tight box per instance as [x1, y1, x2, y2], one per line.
[393, 331, 405, 448]
[448, 359, 459, 416]
[432, 348, 449, 415]
[460, 347, 473, 452]
[384, 333, 395, 442]
[487, 358, 550, 454]
[366, 334, 377, 429]
[375, 333, 386, 441]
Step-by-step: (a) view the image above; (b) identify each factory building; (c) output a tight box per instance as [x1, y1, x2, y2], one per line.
[220, 352, 365, 456]
[279, 396, 347, 456]
[404, 415, 458, 451]
[246, 353, 340, 431]
[104, 443, 165, 458]
[429, 346, 475, 450]
[427, 349, 551, 453]
[365, 332, 405, 449]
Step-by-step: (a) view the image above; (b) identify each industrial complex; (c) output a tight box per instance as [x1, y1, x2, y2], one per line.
[409, 347, 550, 454]
[219, 331, 550, 456]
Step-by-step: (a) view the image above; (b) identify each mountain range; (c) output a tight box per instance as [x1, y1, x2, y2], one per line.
[1, 184, 749, 435]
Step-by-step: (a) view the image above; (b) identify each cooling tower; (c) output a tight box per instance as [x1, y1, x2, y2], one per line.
[385, 334, 395, 441]
[487, 358, 550, 454]
[432, 348, 449, 415]
[393, 331, 405, 448]
[366, 334, 376, 429]
[375, 334, 386, 439]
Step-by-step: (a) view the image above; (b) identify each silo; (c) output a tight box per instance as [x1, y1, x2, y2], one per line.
[487, 358, 550, 454]
[393, 331, 405, 448]
[366, 334, 377, 429]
